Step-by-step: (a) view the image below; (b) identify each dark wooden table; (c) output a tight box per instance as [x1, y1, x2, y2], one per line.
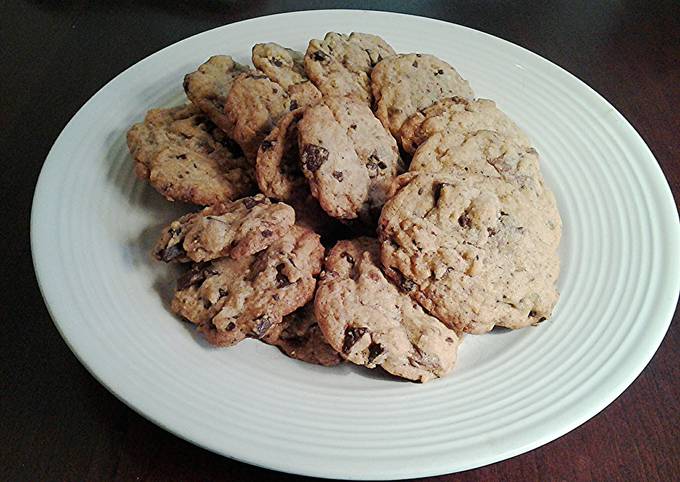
[2, 1, 679, 480]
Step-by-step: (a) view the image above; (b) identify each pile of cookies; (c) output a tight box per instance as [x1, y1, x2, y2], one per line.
[127, 32, 561, 383]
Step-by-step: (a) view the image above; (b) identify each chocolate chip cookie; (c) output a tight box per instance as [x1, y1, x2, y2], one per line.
[304, 32, 395, 104]
[314, 237, 459, 382]
[263, 304, 343, 366]
[297, 96, 402, 221]
[225, 71, 321, 161]
[371, 54, 474, 140]
[183, 55, 249, 134]
[252, 42, 308, 90]
[126, 104, 254, 205]
[378, 172, 561, 334]
[255, 108, 309, 202]
[153, 194, 295, 263]
[171, 225, 324, 346]
[399, 96, 530, 154]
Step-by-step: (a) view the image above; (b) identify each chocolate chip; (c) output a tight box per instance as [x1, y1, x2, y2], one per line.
[243, 196, 263, 209]
[434, 68, 444, 75]
[412, 60, 418, 68]
[272, 294, 280, 301]
[218, 288, 228, 298]
[340, 251, 355, 264]
[176, 264, 210, 291]
[377, 161, 387, 169]
[350, 124, 357, 129]
[342, 326, 367, 353]
[458, 214, 472, 228]
[177, 154, 187, 160]
[332, 171, 344, 182]
[367, 342, 384, 363]
[160, 243, 185, 262]
[487, 227, 497, 236]
[275, 263, 291, 288]
[271, 57, 283, 67]
[254, 315, 274, 337]
[262, 229, 273, 237]
[260, 140, 274, 151]
[445, 337, 454, 343]
[203, 299, 212, 309]
[301, 144, 329, 172]
[225, 322, 236, 331]
[366, 154, 381, 178]
[433, 183, 444, 205]
[312, 50, 330, 62]
[289, 99, 298, 111]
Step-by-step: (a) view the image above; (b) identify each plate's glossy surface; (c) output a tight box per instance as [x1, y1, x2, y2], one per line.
[31, 10, 680, 479]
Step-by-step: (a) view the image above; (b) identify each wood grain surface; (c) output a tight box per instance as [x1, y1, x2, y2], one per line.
[1, 1, 678, 480]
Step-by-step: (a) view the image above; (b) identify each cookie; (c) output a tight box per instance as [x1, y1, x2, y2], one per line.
[399, 96, 530, 154]
[255, 108, 308, 202]
[314, 237, 459, 382]
[378, 172, 561, 334]
[183, 55, 249, 134]
[171, 225, 324, 346]
[297, 96, 402, 221]
[153, 194, 295, 263]
[304, 32, 395, 104]
[252, 42, 308, 91]
[263, 304, 343, 366]
[371, 54, 474, 140]
[409, 129, 542, 193]
[127, 104, 254, 205]
[225, 71, 321, 161]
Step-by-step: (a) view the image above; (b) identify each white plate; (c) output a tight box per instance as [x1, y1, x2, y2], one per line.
[31, 10, 680, 480]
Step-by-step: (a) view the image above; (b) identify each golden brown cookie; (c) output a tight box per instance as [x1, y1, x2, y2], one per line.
[172, 225, 324, 346]
[314, 237, 459, 382]
[297, 96, 402, 221]
[378, 172, 561, 334]
[183, 55, 249, 134]
[371, 54, 474, 141]
[153, 194, 295, 263]
[126, 104, 254, 205]
[304, 32, 395, 104]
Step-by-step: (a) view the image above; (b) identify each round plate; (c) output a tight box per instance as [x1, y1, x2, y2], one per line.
[31, 10, 680, 480]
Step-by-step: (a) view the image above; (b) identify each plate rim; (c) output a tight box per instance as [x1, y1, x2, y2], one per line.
[30, 9, 680, 480]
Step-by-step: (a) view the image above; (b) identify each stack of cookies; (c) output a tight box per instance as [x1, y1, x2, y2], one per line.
[127, 32, 561, 383]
